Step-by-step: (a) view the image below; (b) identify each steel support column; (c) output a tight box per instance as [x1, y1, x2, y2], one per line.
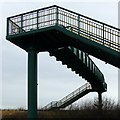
[98, 92, 103, 110]
[28, 49, 37, 119]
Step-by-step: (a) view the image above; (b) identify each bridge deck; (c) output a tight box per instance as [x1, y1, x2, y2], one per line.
[6, 5, 120, 68]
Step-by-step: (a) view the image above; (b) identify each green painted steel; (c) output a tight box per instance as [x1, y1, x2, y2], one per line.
[6, 5, 120, 68]
[49, 46, 107, 91]
[54, 25, 120, 68]
[98, 92, 103, 110]
[6, 5, 120, 52]
[42, 83, 92, 110]
[28, 49, 37, 118]
[6, 5, 119, 117]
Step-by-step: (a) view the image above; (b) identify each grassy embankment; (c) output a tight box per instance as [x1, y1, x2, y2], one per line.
[1, 97, 120, 120]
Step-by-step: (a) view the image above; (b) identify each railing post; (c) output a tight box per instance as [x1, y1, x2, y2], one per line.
[103, 24, 105, 45]
[21, 15, 23, 33]
[81, 51, 83, 62]
[116, 31, 120, 51]
[7, 18, 9, 36]
[37, 11, 39, 29]
[56, 6, 58, 25]
[78, 15, 80, 35]
[87, 57, 89, 68]
[85, 53, 87, 65]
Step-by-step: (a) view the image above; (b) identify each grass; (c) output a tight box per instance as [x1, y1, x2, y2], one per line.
[1, 110, 120, 120]
[1, 97, 120, 120]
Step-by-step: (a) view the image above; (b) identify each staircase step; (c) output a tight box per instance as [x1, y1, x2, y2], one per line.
[49, 46, 106, 92]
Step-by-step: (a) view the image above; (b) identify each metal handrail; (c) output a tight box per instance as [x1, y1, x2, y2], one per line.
[7, 5, 120, 52]
[57, 83, 91, 107]
[42, 83, 92, 110]
[42, 101, 58, 110]
[7, 19, 25, 35]
[67, 46, 104, 82]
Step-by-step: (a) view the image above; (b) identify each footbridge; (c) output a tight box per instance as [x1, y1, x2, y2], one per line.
[6, 5, 119, 118]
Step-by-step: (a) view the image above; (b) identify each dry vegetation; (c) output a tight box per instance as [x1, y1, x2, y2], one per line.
[1, 97, 120, 120]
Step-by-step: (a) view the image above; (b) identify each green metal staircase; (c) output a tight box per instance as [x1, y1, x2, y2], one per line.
[42, 82, 92, 110]
[40, 46, 107, 110]
[6, 5, 119, 118]
[49, 46, 107, 91]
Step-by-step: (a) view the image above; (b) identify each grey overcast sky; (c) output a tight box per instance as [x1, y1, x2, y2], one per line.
[0, 0, 119, 109]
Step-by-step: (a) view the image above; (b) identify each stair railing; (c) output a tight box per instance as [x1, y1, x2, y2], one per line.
[42, 101, 58, 110]
[42, 83, 92, 110]
[68, 46, 104, 82]
[56, 83, 92, 107]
